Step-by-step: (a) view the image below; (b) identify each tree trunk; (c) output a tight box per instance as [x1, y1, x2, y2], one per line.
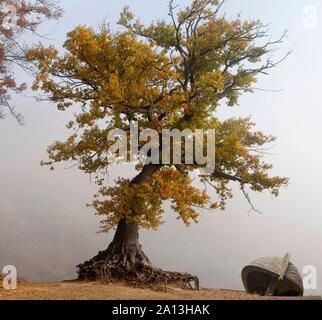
[110, 220, 146, 266]
[77, 164, 199, 290]
[77, 218, 153, 281]
[104, 219, 152, 269]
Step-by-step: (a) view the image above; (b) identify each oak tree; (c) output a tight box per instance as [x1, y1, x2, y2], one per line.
[28, 0, 288, 288]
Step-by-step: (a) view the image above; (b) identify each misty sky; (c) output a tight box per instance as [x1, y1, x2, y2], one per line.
[1, 0, 322, 295]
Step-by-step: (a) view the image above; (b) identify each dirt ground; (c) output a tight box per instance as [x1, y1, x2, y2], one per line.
[0, 280, 261, 300]
[0, 280, 320, 300]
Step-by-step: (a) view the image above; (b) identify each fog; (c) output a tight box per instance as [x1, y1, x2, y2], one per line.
[0, 0, 322, 295]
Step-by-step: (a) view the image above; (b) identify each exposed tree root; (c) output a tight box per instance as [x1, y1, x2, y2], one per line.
[77, 250, 199, 291]
[77, 210, 200, 290]
[77, 219, 199, 291]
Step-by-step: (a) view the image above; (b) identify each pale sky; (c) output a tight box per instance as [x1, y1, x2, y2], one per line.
[0, 0, 322, 294]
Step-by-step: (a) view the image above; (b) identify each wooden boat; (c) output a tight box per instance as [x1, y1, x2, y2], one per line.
[241, 253, 304, 296]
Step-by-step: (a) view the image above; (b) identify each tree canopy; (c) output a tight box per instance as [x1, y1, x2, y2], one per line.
[27, 0, 288, 233]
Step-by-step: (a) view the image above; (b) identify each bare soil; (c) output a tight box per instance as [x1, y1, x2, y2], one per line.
[0, 280, 320, 300]
[0, 280, 260, 300]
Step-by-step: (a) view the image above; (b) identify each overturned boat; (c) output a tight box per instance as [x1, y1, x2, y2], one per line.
[241, 253, 304, 296]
